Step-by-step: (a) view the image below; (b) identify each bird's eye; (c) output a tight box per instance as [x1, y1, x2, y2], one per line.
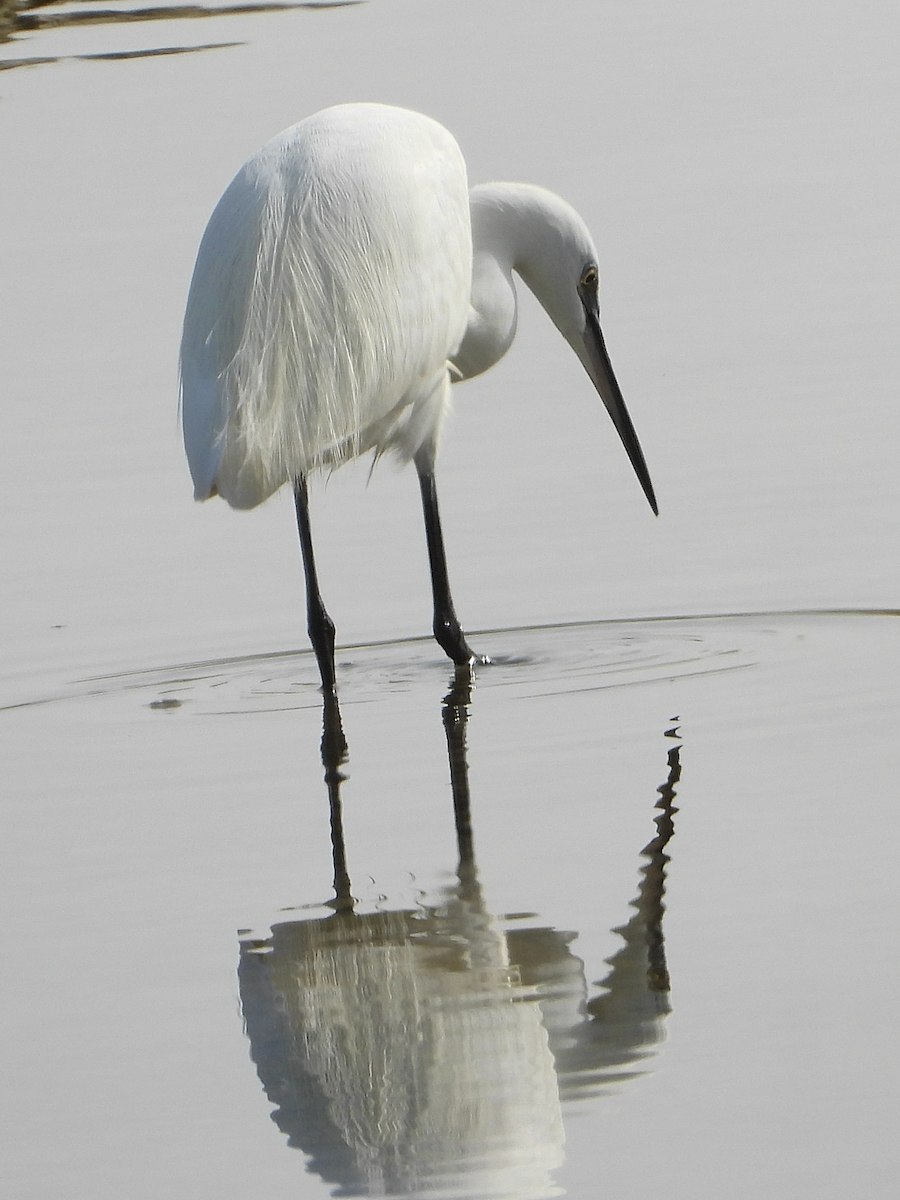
[579, 265, 599, 290]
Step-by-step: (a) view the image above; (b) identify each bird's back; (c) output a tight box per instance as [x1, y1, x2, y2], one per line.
[181, 104, 472, 509]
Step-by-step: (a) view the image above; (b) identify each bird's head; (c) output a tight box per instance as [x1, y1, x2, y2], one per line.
[506, 184, 658, 515]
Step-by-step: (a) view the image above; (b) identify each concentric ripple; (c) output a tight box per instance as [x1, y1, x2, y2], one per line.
[5, 608, 893, 718]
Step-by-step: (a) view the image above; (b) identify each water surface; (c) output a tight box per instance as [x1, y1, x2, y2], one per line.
[2, 2, 899, 1197]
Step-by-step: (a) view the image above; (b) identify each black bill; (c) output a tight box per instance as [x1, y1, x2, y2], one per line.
[581, 306, 658, 515]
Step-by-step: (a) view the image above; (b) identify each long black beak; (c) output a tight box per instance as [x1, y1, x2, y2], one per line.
[581, 305, 658, 515]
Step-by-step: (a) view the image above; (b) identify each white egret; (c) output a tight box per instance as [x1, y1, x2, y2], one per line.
[181, 103, 656, 695]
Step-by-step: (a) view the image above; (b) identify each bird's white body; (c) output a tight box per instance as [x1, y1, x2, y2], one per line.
[181, 102, 656, 682]
[182, 104, 472, 509]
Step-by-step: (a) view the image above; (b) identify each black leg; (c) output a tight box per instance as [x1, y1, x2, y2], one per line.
[293, 475, 338, 698]
[416, 465, 476, 666]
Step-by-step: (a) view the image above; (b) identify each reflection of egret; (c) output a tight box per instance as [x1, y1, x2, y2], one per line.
[181, 103, 657, 695]
[241, 679, 565, 1198]
[240, 893, 566, 1197]
[239, 684, 680, 1196]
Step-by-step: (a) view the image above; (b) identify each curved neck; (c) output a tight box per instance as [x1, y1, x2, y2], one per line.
[449, 187, 522, 381]
[451, 183, 593, 382]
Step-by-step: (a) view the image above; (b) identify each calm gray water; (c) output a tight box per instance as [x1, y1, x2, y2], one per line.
[2, 3, 899, 1197]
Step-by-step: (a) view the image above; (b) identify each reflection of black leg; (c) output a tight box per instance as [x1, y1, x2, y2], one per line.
[442, 672, 475, 871]
[293, 476, 338, 698]
[417, 466, 476, 666]
[325, 747, 353, 911]
[321, 691, 348, 777]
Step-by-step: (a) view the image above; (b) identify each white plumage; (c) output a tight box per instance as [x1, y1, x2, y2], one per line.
[180, 103, 656, 685]
[182, 105, 471, 508]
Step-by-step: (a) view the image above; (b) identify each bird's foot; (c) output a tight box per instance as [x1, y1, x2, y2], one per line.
[434, 615, 475, 665]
